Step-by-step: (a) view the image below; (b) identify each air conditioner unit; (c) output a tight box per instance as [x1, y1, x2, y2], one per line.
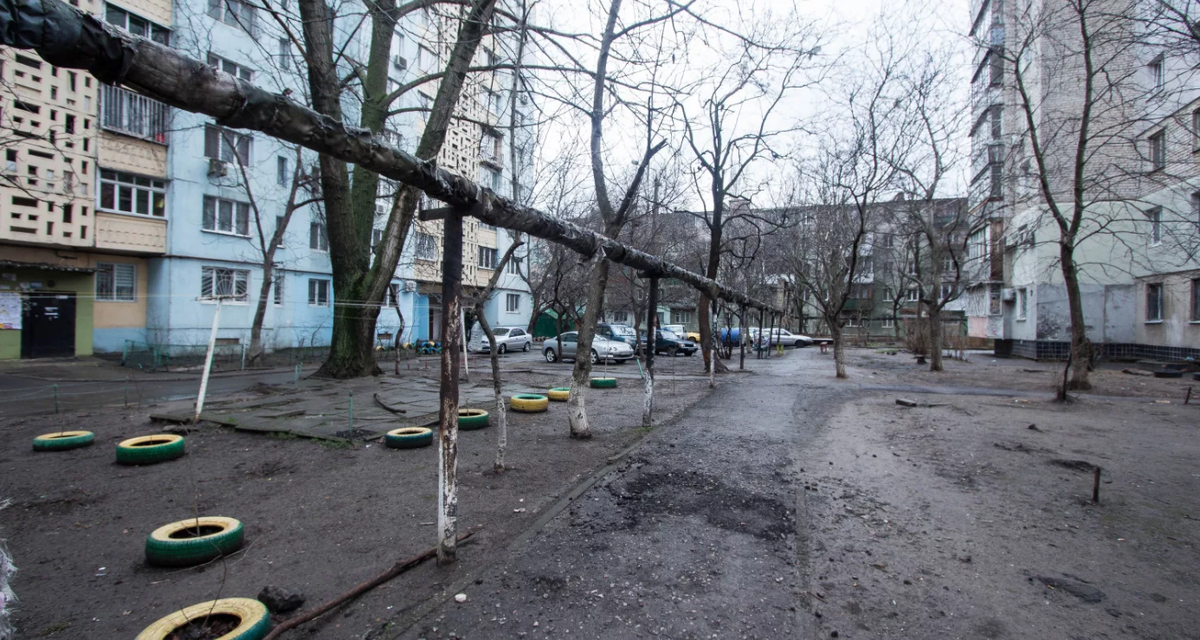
[1001, 288, 1016, 301]
[402, 280, 416, 293]
[392, 55, 408, 71]
[208, 158, 229, 178]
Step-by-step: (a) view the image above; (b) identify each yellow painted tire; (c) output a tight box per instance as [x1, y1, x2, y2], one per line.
[385, 427, 433, 449]
[116, 434, 185, 465]
[510, 394, 549, 413]
[145, 516, 244, 567]
[32, 430, 94, 451]
[589, 377, 618, 389]
[547, 387, 570, 402]
[136, 598, 270, 640]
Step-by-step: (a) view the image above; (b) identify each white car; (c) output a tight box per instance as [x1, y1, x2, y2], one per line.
[469, 325, 532, 353]
[751, 328, 814, 348]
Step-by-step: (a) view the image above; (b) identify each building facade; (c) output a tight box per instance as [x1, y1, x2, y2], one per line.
[0, 0, 533, 360]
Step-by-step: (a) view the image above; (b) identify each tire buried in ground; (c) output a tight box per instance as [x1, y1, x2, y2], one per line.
[458, 408, 491, 430]
[32, 430, 94, 452]
[136, 597, 269, 640]
[510, 394, 549, 413]
[385, 427, 434, 449]
[547, 387, 570, 401]
[145, 516, 245, 567]
[589, 377, 618, 389]
[116, 434, 185, 465]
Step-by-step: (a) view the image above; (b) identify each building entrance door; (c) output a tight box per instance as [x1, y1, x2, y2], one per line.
[429, 304, 442, 341]
[21, 292, 76, 358]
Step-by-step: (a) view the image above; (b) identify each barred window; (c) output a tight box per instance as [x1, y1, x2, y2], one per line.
[95, 263, 136, 301]
[201, 266, 249, 302]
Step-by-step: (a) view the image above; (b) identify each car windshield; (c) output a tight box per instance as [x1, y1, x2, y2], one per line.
[660, 329, 679, 339]
[613, 326, 637, 337]
[493, 328, 510, 336]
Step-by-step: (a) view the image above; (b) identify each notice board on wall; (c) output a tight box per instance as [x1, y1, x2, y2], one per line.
[0, 292, 21, 330]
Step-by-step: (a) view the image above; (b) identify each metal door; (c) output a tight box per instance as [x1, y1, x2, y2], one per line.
[21, 292, 76, 358]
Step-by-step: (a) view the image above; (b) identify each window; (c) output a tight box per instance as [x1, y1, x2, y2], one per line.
[506, 256, 521, 275]
[1148, 130, 1166, 171]
[845, 315, 860, 328]
[478, 246, 498, 269]
[95, 263, 136, 301]
[1017, 287, 1028, 320]
[100, 85, 170, 142]
[387, 282, 400, 307]
[989, 47, 1003, 86]
[418, 92, 432, 116]
[205, 124, 251, 165]
[105, 4, 169, 44]
[309, 222, 328, 251]
[882, 286, 893, 300]
[1193, 192, 1200, 228]
[1146, 207, 1162, 245]
[969, 228, 989, 262]
[480, 130, 501, 163]
[881, 316, 894, 329]
[201, 266, 249, 302]
[880, 234, 894, 249]
[1146, 282, 1163, 322]
[988, 283, 1002, 315]
[203, 196, 251, 236]
[417, 45, 435, 72]
[278, 37, 290, 69]
[1192, 279, 1200, 321]
[206, 53, 253, 81]
[505, 293, 520, 313]
[308, 278, 330, 306]
[1148, 54, 1164, 90]
[415, 232, 438, 261]
[989, 163, 1002, 199]
[480, 166, 502, 191]
[1193, 109, 1200, 152]
[99, 169, 166, 217]
[943, 256, 955, 273]
[612, 310, 629, 323]
[941, 284, 955, 300]
[276, 156, 288, 185]
[907, 288, 919, 302]
[674, 309, 693, 324]
[274, 216, 287, 247]
[273, 273, 284, 305]
[372, 228, 384, 249]
[207, 0, 257, 34]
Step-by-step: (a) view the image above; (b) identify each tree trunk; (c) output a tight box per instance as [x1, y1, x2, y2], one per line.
[436, 214, 464, 564]
[698, 294, 712, 374]
[475, 302, 508, 473]
[928, 304, 943, 372]
[248, 261, 274, 364]
[1060, 243, 1091, 390]
[567, 254, 611, 439]
[642, 276, 658, 428]
[831, 321, 847, 379]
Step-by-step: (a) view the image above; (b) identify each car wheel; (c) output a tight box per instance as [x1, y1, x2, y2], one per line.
[590, 350, 599, 365]
[522, 341, 530, 352]
[544, 349, 557, 363]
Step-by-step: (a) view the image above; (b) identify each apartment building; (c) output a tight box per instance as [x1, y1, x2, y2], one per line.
[0, 0, 533, 360]
[965, 0, 1200, 361]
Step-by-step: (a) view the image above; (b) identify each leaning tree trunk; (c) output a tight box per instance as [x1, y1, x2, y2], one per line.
[567, 255, 610, 439]
[248, 260, 275, 364]
[475, 303, 508, 472]
[928, 304, 944, 372]
[1060, 243, 1091, 390]
[698, 294, 713, 375]
[830, 321, 847, 379]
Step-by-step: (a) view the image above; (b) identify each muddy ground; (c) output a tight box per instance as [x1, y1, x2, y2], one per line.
[0, 365, 710, 639]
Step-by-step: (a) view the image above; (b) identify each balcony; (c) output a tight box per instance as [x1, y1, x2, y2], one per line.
[101, 85, 171, 144]
[95, 212, 167, 254]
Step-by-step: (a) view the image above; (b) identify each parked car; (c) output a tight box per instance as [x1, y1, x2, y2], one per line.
[750, 328, 814, 348]
[597, 323, 639, 346]
[468, 324, 532, 353]
[542, 331, 635, 364]
[662, 324, 700, 342]
[645, 329, 697, 356]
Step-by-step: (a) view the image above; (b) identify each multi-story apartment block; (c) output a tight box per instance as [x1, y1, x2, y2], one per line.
[965, 0, 1199, 361]
[0, 0, 533, 360]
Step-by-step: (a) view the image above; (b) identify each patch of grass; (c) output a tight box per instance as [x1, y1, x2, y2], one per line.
[319, 439, 353, 449]
[39, 622, 71, 636]
[266, 431, 299, 440]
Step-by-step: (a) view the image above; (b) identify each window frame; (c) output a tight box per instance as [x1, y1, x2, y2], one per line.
[95, 262, 137, 302]
[200, 266, 250, 303]
[414, 232, 438, 261]
[206, 52, 253, 82]
[1148, 54, 1165, 90]
[273, 272, 284, 306]
[202, 195, 251, 237]
[1148, 129, 1166, 171]
[505, 292, 520, 313]
[1191, 278, 1200, 322]
[1016, 287, 1027, 320]
[1146, 282, 1164, 322]
[478, 245, 498, 269]
[104, 4, 170, 44]
[98, 169, 167, 218]
[204, 124, 252, 165]
[308, 278, 331, 307]
[207, 0, 258, 35]
[1146, 207, 1163, 246]
[309, 222, 329, 252]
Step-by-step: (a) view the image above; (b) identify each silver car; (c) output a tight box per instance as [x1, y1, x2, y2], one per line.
[542, 331, 635, 364]
[471, 326, 532, 353]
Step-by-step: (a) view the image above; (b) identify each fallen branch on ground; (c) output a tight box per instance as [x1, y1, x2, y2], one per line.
[373, 393, 407, 414]
[261, 526, 482, 640]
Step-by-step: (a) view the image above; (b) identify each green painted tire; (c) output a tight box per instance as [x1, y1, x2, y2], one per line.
[145, 516, 244, 567]
[385, 427, 433, 449]
[135, 598, 269, 640]
[511, 394, 549, 412]
[116, 434, 185, 465]
[589, 377, 618, 389]
[458, 408, 491, 430]
[547, 387, 570, 401]
[32, 430, 94, 452]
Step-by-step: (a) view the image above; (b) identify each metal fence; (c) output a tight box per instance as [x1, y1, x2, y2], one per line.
[120, 340, 336, 372]
[100, 85, 170, 143]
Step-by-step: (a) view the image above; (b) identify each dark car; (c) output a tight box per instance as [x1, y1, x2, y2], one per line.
[646, 329, 697, 356]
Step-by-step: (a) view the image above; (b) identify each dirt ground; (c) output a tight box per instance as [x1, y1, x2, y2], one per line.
[0, 366, 709, 639]
[799, 351, 1200, 639]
